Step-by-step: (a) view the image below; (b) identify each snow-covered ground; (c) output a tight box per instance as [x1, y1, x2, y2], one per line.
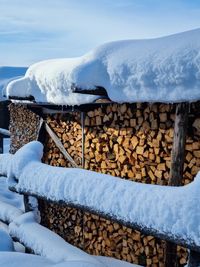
[6, 28, 200, 105]
[3, 138, 10, 153]
[0, 66, 27, 101]
[0, 252, 141, 267]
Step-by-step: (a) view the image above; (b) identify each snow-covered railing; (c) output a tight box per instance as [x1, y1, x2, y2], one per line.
[0, 128, 10, 137]
[0, 143, 199, 245]
[0, 141, 200, 266]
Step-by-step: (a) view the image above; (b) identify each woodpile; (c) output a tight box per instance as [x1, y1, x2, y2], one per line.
[9, 104, 40, 153]
[38, 200, 84, 249]
[43, 113, 82, 167]
[9, 102, 200, 267]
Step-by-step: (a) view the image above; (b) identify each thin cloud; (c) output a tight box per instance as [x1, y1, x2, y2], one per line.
[0, 0, 200, 66]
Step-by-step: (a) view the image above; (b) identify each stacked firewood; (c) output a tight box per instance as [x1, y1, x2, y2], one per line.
[38, 200, 84, 249]
[41, 112, 85, 251]
[43, 113, 82, 167]
[84, 103, 174, 186]
[9, 102, 200, 266]
[9, 104, 40, 153]
[82, 103, 171, 266]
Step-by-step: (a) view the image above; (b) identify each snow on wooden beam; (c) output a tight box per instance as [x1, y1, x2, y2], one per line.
[8, 184, 200, 255]
[0, 128, 10, 137]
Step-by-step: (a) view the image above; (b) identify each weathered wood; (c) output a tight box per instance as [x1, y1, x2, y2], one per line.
[9, 185, 200, 254]
[169, 103, 189, 186]
[8, 95, 35, 101]
[71, 85, 108, 97]
[165, 103, 189, 267]
[44, 121, 79, 168]
[81, 112, 85, 169]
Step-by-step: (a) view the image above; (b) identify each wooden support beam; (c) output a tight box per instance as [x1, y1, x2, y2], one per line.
[169, 102, 189, 186]
[44, 121, 79, 168]
[71, 85, 108, 97]
[81, 112, 85, 169]
[8, 95, 35, 102]
[165, 103, 189, 267]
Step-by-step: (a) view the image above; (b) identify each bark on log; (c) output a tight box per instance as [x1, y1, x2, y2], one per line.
[165, 103, 189, 267]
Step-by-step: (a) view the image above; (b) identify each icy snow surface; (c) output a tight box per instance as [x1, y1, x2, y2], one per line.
[0, 177, 24, 223]
[0, 252, 141, 267]
[6, 29, 200, 105]
[0, 229, 14, 251]
[1, 141, 200, 248]
[9, 212, 103, 266]
[9, 212, 139, 267]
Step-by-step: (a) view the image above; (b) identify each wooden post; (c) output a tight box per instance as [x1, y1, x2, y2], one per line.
[81, 112, 85, 169]
[0, 134, 3, 154]
[165, 103, 189, 267]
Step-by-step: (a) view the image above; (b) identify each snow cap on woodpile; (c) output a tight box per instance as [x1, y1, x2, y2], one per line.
[6, 28, 200, 105]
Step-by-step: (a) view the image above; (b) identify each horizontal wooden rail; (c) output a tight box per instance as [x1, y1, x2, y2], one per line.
[9, 184, 200, 253]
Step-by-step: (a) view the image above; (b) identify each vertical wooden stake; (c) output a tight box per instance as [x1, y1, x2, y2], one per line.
[0, 134, 3, 154]
[165, 102, 189, 267]
[169, 103, 189, 186]
[81, 112, 85, 169]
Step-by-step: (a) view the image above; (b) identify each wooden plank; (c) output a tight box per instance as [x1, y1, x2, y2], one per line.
[71, 85, 108, 97]
[9, 184, 200, 254]
[44, 122, 79, 168]
[165, 103, 189, 267]
[0, 135, 3, 154]
[81, 112, 85, 169]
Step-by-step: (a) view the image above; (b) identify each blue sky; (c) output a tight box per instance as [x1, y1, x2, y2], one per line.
[0, 0, 200, 66]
